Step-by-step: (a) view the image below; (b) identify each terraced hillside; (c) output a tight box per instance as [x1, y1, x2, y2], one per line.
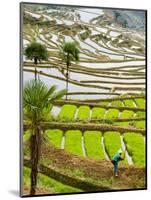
[22, 3, 146, 196]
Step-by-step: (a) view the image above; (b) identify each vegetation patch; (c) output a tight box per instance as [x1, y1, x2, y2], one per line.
[58, 104, 77, 121]
[136, 111, 145, 118]
[64, 130, 83, 156]
[84, 131, 105, 160]
[45, 129, 63, 148]
[135, 98, 145, 108]
[104, 131, 127, 163]
[123, 132, 145, 166]
[120, 110, 134, 118]
[134, 121, 145, 129]
[123, 99, 135, 107]
[105, 109, 119, 119]
[100, 101, 109, 106]
[77, 106, 90, 121]
[23, 167, 82, 195]
[23, 130, 31, 143]
[91, 107, 106, 119]
[110, 100, 123, 107]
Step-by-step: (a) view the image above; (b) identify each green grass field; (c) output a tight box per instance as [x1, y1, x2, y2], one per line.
[110, 100, 123, 107]
[100, 101, 109, 106]
[58, 104, 77, 121]
[105, 109, 119, 119]
[64, 130, 83, 156]
[23, 167, 82, 195]
[91, 107, 106, 119]
[123, 100, 135, 107]
[84, 131, 105, 159]
[134, 121, 145, 129]
[104, 131, 127, 163]
[77, 106, 90, 120]
[135, 98, 145, 108]
[123, 132, 145, 166]
[45, 129, 63, 148]
[136, 111, 145, 118]
[120, 110, 134, 118]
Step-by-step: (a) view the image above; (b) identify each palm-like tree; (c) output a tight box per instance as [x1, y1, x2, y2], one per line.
[24, 42, 49, 81]
[60, 42, 80, 99]
[23, 79, 67, 195]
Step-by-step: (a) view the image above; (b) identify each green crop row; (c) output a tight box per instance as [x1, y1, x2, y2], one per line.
[105, 109, 119, 119]
[104, 131, 127, 163]
[135, 98, 145, 108]
[84, 131, 105, 160]
[64, 130, 83, 156]
[120, 110, 134, 118]
[110, 100, 123, 107]
[100, 101, 109, 106]
[45, 129, 63, 148]
[91, 107, 106, 119]
[134, 121, 145, 129]
[77, 106, 90, 121]
[123, 132, 145, 166]
[23, 167, 82, 195]
[123, 100, 135, 107]
[58, 104, 77, 121]
[136, 111, 145, 118]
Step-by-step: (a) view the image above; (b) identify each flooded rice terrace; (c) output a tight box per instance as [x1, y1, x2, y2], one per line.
[22, 5, 146, 100]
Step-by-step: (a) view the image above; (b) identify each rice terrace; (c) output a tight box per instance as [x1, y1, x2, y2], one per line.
[21, 2, 146, 197]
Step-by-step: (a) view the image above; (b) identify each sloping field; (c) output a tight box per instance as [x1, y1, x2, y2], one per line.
[22, 4, 146, 196]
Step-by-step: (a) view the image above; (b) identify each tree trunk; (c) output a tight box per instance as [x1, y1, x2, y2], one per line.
[30, 127, 42, 196]
[34, 57, 38, 81]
